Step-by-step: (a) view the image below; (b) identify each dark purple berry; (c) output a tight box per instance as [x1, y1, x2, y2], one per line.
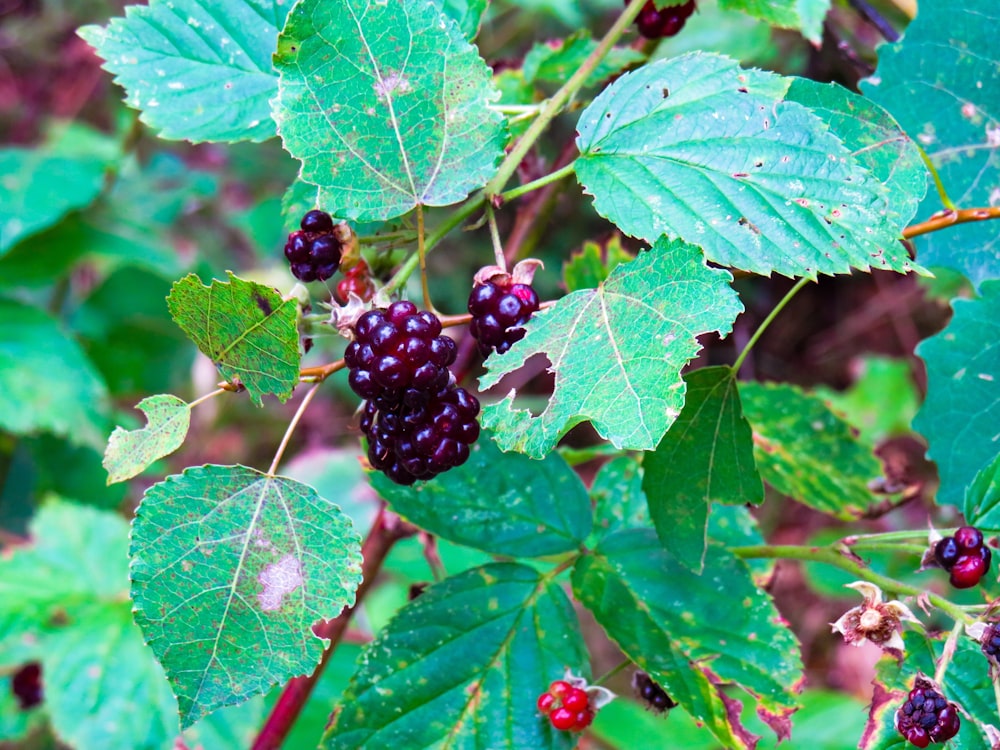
[11, 663, 42, 710]
[467, 279, 540, 357]
[955, 526, 984, 552]
[631, 0, 697, 40]
[301, 209, 334, 233]
[284, 211, 345, 281]
[934, 537, 960, 569]
[895, 680, 959, 747]
[284, 232, 310, 263]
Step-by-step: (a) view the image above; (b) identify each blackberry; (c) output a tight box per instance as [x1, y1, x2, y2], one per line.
[11, 662, 42, 710]
[981, 623, 1000, 667]
[632, 671, 676, 713]
[284, 209, 344, 282]
[895, 678, 960, 747]
[468, 280, 540, 356]
[629, 0, 697, 39]
[934, 537, 960, 569]
[934, 526, 991, 589]
[950, 547, 991, 589]
[955, 526, 984, 552]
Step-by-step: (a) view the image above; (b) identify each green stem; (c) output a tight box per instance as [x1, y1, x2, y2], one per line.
[842, 530, 935, 544]
[484, 1, 645, 197]
[187, 388, 226, 410]
[846, 541, 929, 556]
[934, 620, 963, 684]
[732, 277, 811, 374]
[500, 161, 577, 203]
[731, 544, 973, 625]
[486, 204, 506, 270]
[917, 146, 957, 210]
[594, 658, 631, 686]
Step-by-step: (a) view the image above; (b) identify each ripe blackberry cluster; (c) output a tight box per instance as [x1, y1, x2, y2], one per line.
[934, 526, 992, 589]
[346, 301, 480, 485]
[895, 678, 960, 747]
[537, 680, 595, 732]
[981, 623, 1000, 664]
[335, 259, 375, 303]
[284, 209, 344, 282]
[629, 0, 697, 39]
[632, 671, 676, 713]
[467, 279, 540, 356]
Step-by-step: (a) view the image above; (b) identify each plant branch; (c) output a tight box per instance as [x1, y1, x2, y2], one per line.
[187, 387, 227, 410]
[732, 277, 811, 374]
[250, 508, 415, 750]
[299, 359, 347, 383]
[903, 206, 1000, 239]
[934, 620, 963, 684]
[916, 148, 956, 210]
[267, 384, 321, 476]
[416, 205, 433, 311]
[846, 0, 900, 41]
[484, 0, 644, 197]
[499, 161, 577, 204]
[486, 204, 507, 270]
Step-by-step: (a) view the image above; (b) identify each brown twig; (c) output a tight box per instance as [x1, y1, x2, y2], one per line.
[903, 207, 1000, 239]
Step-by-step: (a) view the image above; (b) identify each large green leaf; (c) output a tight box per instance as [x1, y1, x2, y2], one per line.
[273, 0, 505, 221]
[575, 53, 918, 279]
[643, 366, 763, 572]
[324, 563, 587, 749]
[480, 237, 742, 457]
[130, 464, 363, 726]
[965, 453, 1000, 530]
[589, 455, 649, 543]
[371, 432, 592, 557]
[78, 0, 291, 143]
[573, 529, 802, 749]
[913, 281, 1000, 507]
[0, 300, 109, 449]
[740, 381, 883, 518]
[104, 394, 191, 483]
[166, 272, 300, 405]
[718, 0, 830, 44]
[861, 0, 1000, 290]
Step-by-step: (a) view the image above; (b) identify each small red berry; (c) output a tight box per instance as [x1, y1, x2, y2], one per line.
[563, 687, 589, 713]
[537, 692, 555, 714]
[955, 526, 984, 552]
[549, 706, 577, 731]
[575, 709, 595, 729]
[548, 680, 571, 698]
[950, 552, 988, 588]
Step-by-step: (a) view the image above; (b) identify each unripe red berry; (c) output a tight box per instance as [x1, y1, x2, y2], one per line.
[549, 706, 577, 731]
[563, 687, 589, 713]
[537, 692, 555, 714]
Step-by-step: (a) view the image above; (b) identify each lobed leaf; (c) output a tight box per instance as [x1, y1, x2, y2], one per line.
[480, 237, 742, 457]
[130, 464, 363, 726]
[324, 563, 587, 750]
[104, 394, 191, 483]
[78, 0, 291, 143]
[861, 0, 1000, 290]
[740, 381, 883, 518]
[273, 0, 505, 221]
[166, 272, 300, 405]
[643, 366, 763, 572]
[371, 432, 592, 557]
[589, 454, 649, 544]
[913, 281, 1000, 508]
[575, 53, 919, 279]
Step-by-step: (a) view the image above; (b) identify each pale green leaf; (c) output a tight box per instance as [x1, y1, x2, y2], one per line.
[78, 0, 291, 143]
[324, 563, 587, 750]
[131, 464, 363, 726]
[740, 381, 883, 518]
[480, 237, 742, 457]
[440, 0, 488, 39]
[913, 281, 1000, 507]
[861, 0, 1000, 290]
[523, 31, 644, 89]
[273, 0, 505, 221]
[166, 272, 300, 405]
[643, 366, 763, 572]
[0, 299, 109, 449]
[575, 53, 919, 279]
[371, 432, 592, 557]
[718, 0, 830, 43]
[104, 394, 191, 483]
[965, 453, 1000, 529]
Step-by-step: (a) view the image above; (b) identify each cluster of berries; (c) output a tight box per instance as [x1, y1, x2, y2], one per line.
[284, 210, 347, 282]
[630, 0, 697, 39]
[346, 301, 479, 485]
[632, 671, 676, 713]
[467, 278, 540, 356]
[895, 678, 960, 747]
[537, 680, 595, 732]
[981, 623, 1000, 663]
[934, 526, 992, 589]
[335, 259, 376, 304]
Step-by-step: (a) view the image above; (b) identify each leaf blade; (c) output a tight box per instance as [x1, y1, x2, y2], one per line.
[104, 394, 191, 483]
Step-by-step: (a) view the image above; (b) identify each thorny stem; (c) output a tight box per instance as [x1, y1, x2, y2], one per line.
[484, 0, 645, 198]
[730, 544, 973, 625]
[732, 277, 812, 374]
[266, 384, 321, 476]
[934, 620, 964, 684]
[486, 204, 507, 270]
[915, 147, 956, 210]
[903, 206, 1000, 239]
[250, 509, 415, 750]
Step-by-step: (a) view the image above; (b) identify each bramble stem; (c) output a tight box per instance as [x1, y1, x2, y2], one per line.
[486, 204, 507, 270]
[916, 147, 956, 210]
[934, 620, 963, 684]
[484, 0, 645, 197]
[500, 161, 577, 204]
[903, 206, 1000, 239]
[299, 359, 346, 383]
[250, 509, 414, 750]
[187, 388, 226, 410]
[416, 205, 433, 311]
[731, 277, 811, 374]
[266, 384, 320, 476]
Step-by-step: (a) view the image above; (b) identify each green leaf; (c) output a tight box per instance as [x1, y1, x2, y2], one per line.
[740, 381, 883, 519]
[589, 455, 650, 543]
[371, 432, 591, 557]
[480, 237, 743, 457]
[562, 235, 633, 293]
[0, 124, 118, 255]
[573, 528, 802, 749]
[718, 0, 830, 44]
[913, 282, 1000, 507]
[643, 366, 763, 572]
[166, 272, 300, 405]
[0, 500, 179, 749]
[861, 0, 1000, 290]
[440, 0, 488, 39]
[0, 299, 109, 449]
[104, 395, 191, 483]
[966, 453, 1000, 529]
[130, 464, 363, 726]
[273, 0, 505, 221]
[785, 78, 927, 231]
[575, 53, 919, 279]
[324, 563, 587, 749]
[523, 31, 644, 89]
[78, 0, 291, 143]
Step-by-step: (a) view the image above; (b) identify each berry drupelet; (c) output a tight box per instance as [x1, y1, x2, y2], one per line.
[933, 526, 992, 589]
[284, 209, 346, 282]
[895, 678, 960, 747]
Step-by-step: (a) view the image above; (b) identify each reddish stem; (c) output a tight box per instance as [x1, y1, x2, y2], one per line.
[903, 206, 1000, 239]
[250, 509, 413, 750]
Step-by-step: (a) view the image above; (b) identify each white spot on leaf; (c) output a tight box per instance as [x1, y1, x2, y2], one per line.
[258, 554, 303, 611]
